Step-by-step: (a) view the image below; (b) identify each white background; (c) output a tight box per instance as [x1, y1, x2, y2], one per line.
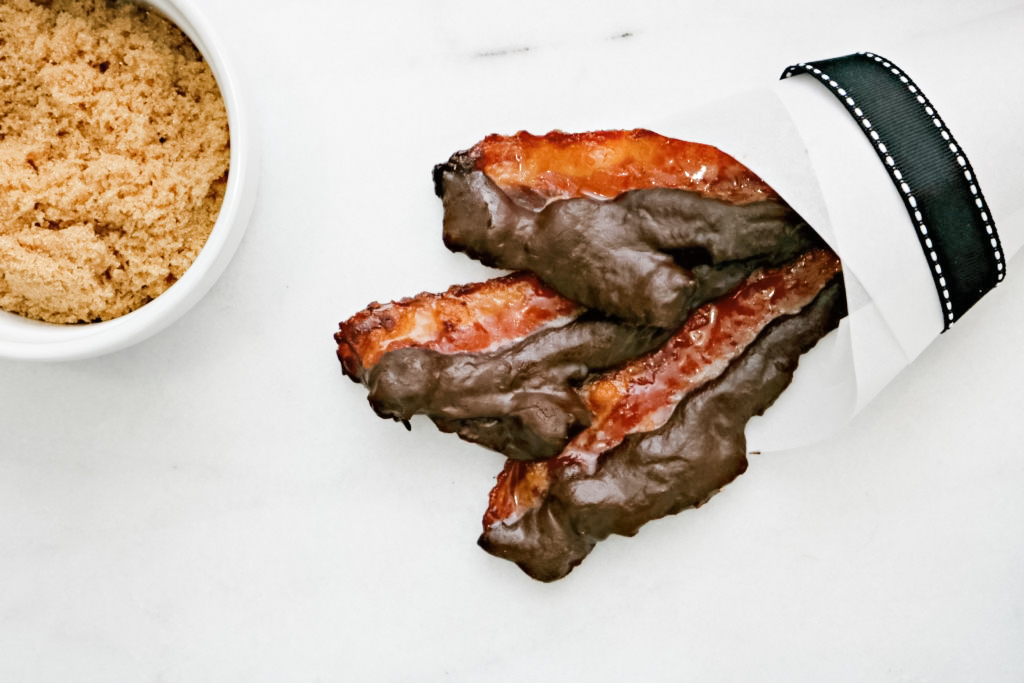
[2, 1, 1023, 680]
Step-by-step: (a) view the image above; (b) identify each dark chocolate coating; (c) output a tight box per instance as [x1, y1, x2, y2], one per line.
[365, 317, 671, 460]
[436, 164, 823, 328]
[479, 278, 846, 581]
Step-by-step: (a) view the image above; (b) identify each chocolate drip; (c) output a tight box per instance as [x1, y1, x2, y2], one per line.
[365, 317, 671, 460]
[479, 278, 846, 581]
[436, 163, 823, 328]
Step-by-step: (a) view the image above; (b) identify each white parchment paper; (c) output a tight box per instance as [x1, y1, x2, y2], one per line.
[656, 6, 1024, 452]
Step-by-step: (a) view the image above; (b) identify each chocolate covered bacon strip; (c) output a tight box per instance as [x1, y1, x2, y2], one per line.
[434, 130, 825, 328]
[336, 272, 671, 459]
[481, 250, 844, 581]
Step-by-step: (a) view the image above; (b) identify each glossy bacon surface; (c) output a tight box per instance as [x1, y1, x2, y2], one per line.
[335, 271, 582, 382]
[463, 129, 779, 208]
[483, 249, 842, 529]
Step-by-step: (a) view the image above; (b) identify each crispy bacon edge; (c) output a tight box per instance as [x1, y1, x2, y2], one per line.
[447, 129, 780, 208]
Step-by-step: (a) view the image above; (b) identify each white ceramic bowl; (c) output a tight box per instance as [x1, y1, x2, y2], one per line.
[0, 0, 259, 361]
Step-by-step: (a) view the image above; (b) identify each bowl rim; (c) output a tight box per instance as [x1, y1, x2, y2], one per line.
[0, 0, 260, 362]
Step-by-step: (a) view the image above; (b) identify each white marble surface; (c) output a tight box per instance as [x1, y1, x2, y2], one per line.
[2, 1, 1024, 680]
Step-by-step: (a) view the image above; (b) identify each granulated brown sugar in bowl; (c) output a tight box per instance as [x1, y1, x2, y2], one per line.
[0, 0, 230, 324]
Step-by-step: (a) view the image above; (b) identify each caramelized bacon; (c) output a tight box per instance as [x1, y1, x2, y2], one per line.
[365, 317, 669, 459]
[453, 129, 779, 209]
[484, 250, 840, 526]
[435, 134, 823, 328]
[335, 271, 581, 382]
[336, 271, 669, 459]
[480, 253, 845, 580]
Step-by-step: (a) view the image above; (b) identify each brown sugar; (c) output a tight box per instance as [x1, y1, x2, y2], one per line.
[0, 0, 230, 323]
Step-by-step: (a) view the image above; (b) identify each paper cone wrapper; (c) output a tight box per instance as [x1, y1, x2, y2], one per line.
[654, 7, 1024, 452]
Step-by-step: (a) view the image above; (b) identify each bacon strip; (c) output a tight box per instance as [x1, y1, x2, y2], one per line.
[336, 271, 670, 459]
[435, 133, 824, 328]
[480, 251, 844, 580]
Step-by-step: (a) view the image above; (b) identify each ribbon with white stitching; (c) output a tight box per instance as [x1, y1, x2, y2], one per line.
[781, 52, 1004, 330]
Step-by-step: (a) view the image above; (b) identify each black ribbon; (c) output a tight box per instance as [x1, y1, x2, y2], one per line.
[781, 52, 1004, 330]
